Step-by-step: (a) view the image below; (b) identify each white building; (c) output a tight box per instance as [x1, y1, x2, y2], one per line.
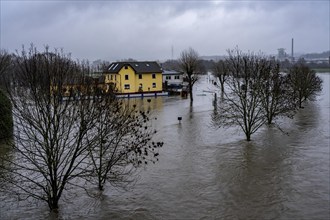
[162, 70, 184, 90]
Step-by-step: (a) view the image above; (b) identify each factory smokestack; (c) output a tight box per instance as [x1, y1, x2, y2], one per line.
[291, 38, 294, 63]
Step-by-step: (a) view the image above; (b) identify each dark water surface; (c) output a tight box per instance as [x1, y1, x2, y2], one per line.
[1, 74, 329, 219]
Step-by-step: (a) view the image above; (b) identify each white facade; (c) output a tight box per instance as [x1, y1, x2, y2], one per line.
[162, 70, 183, 86]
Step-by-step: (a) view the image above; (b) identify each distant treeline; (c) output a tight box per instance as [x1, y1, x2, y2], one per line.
[161, 57, 329, 74]
[301, 51, 330, 59]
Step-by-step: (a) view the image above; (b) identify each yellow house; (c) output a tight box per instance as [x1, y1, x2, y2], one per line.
[103, 61, 163, 94]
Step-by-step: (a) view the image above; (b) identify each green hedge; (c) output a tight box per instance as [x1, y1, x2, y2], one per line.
[0, 89, 13, 140]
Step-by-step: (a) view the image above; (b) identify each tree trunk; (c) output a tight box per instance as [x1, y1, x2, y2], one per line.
[267, 114, 273, 125]
[267, 118, 272, 125]
[98, 176, 104, 191]
[220, 83, 225, 93]
[48, 196, 59, 211]
[245, 132, 251, 141]
[189, 81, 193, 103]
[98, 183, 104, 191]
[219, 76, 225, 93]
[246, 134, 251, 141]
[298, 96, 303, 108]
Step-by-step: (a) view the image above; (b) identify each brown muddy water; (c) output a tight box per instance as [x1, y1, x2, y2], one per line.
[0, 74, 329, 219]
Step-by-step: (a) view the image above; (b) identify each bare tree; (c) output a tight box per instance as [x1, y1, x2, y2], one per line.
[213, 49, 267, 141]
[287, 61, 323, 108]
[212, 59, 229, 93]
[0, 50, 14, 90]
[84, 97, 163, 191]
[258, 58, 296, 124]
[178, 48, 201, 103]
[0, 50, 13, 140]
[0, 45, 163, 211]
[0, 46, 95, 210]
[0, 50, 12, 78]
[212, 50, 323, 140]
[0, 89, 12, 141]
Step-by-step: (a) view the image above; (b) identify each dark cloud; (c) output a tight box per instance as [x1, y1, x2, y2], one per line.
[1, 1, 329, 61]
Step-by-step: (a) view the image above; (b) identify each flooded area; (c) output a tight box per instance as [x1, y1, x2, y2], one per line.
[0, 74, 329, 219]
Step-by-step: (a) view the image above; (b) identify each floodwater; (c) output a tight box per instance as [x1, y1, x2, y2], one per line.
[0, 74, 329, 219]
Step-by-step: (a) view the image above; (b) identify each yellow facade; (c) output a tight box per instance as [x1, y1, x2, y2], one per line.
[103, 63, 163, 94]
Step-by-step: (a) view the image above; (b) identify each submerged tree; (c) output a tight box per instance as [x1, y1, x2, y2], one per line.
[85, 96, 163, 191]
[258, 58, 296, 124]
[178, 47, 202, 103]
[212, 59, 229, 93]
[213, 49, 267, 141]
[0, 50, 13, 140]
[0, 46, 94, 210]
[0, 89, 13, 140]
[287, 61, 323, 108]
[0, 45, 162, 211]
[213, 49, 324, 141]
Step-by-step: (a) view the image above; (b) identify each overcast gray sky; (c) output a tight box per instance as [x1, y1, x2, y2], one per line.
[1, 0, 329, 62]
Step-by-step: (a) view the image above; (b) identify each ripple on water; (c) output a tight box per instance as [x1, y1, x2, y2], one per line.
[0, 75, 329, 219]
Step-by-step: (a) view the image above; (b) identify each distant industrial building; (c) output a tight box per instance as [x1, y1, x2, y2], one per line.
[277, 48, 288, 61]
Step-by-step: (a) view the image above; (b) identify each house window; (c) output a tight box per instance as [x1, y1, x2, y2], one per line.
[115, 75, 117, 80]
[110, 75, 113, 80]
[152, 83, 156, 88]
[152, 73, 156, 79]
[125, 65, 128, 69]
[174, 75, 180, 79]
[124, 84, 130, 90]
[166, 76, 171, 80]
[125, 75, 129, 80]
[139, 74, 142, 79]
